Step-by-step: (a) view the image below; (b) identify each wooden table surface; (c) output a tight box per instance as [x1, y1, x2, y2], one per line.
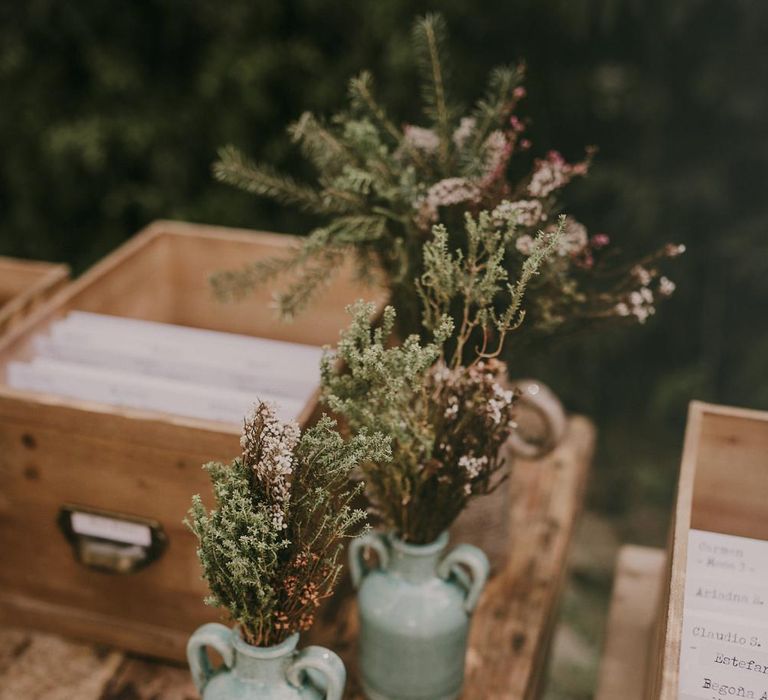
[595, 545, 666, 700]
[0, 416, 594, 700]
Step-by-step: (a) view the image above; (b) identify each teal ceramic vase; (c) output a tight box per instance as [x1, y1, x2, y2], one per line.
[187, 623, 345, 699]
[349, 531, 490, 700]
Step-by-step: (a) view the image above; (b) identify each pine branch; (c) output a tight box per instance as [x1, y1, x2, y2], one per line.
[412, 14, 454, 170]
[213, 145, 331, 215]
[288, 112, 355, 176]
[327, 215, 387, 244]
[346, 72, 429, 172]
[210, 217, 385, 305]
[347, 71, 402, 146]
[210, 17, 680, 339]
[210, 255, 298, 303]
[463, 64, 525, 172]
[209, 225, 336, 302]
[274, 249, 347, 319]
[329, 166, 375, 196]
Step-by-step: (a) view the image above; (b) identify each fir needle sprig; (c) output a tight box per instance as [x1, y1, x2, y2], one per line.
[212, 13, 682, 342]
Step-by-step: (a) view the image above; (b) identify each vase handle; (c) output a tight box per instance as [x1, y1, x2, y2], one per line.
[506, 379, 566, 459]
[186, 622, 234, 693]
[437, 544, 490, 614]
[287, 645, 346, 700]
[349, 531, 389, 589]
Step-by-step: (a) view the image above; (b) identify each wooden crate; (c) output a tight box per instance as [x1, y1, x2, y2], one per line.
[0, 256, 69, 336]
[0, 220, 382, 662]
[595, 545, 666, 700]
[647, 401, 768, 699]
[0, 415, 595, 699]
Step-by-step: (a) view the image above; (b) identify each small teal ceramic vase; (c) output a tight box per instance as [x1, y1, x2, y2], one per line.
[187, 623, 345, 699]
[350, 531, 490, 700]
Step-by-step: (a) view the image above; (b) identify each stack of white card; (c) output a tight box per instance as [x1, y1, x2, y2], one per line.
[678, 529, 768, 700]
[5, 311, 323, 424]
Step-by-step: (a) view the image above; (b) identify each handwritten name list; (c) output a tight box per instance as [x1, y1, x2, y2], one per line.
[679, 529, 768, 700]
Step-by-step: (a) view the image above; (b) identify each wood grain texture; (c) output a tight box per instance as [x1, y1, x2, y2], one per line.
[648, 401, 768, 700]
[0, 257, 69, 337]
[464, 415, 594, 700]
[595, 545, 666, 700]
[0, 416, 593, 698]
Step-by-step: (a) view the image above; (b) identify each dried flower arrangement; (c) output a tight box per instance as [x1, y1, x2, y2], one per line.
[321, 211, 563, 544]
[186, 402, 389, 646]
[211, 13, 682, 343]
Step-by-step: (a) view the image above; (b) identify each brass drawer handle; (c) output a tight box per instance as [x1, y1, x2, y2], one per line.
[58, 504, 167, 574]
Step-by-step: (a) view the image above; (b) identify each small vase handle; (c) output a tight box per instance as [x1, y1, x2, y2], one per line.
[506, 379, 566, 459]
[349, 531, 389, 589]
[186, 622, 234, 693]
[437, 544, 490, 614]
[287, 645, 346, 700]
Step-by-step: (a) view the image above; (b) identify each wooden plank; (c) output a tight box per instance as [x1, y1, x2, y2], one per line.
[691, 405, 768, 539]
[648, 401, 703, 700]
[0, 257, 69, 337]
[595, 545, 666, 700]
[464, 415, 594, 700]
[0, 415, 594, 699]
[0, 592, 205, 663]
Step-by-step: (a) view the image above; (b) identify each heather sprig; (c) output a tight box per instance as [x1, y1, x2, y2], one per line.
[186, 402, 390, 646]
[321, 212, 558, 543]
[418, 210, 564, 365]
[212, 13, 682, 343]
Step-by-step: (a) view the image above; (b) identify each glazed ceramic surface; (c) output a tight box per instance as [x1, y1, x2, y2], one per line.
[350, 531, 489, 700]
[187, 624, 345, 699]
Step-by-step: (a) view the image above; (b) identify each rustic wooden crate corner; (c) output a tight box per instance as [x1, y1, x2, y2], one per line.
[0, 414, 595, 699]
[0, 220, 384, 661]
[0, 256, 69, 337]
[596, 400, 768, 700]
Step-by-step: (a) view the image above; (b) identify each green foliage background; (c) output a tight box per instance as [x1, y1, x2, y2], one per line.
[2, 1, 766, 694]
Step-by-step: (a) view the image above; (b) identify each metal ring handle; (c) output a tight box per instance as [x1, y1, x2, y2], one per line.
[507, 379, 566, 459]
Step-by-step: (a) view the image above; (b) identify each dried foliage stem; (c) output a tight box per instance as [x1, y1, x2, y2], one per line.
[322, 211, 561, 544]
[187, 403, 389, 646]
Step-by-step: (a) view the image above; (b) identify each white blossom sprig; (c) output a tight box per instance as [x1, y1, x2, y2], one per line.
[187, 402, 390, 646]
